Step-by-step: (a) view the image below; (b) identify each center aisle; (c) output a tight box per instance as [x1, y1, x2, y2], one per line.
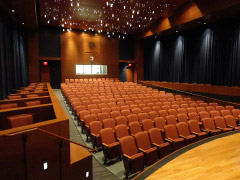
[54, 89, 120, 180]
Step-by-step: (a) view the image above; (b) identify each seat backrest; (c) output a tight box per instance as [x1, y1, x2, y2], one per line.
[25, 100, 41, 106]
[159, 110, 168, 118]
[0, 103, 17, 110]
[84, 114, 97, 126]
[119, 136, 138, 156]
[206, 106, 215, 113]
[166, 115, 177, 125]
[129, 122, 142, 135]
[135, 131, 152, 150]
[176, 122, 191, 137]
[154, 117, 166, 130]
[138, 113, 149, 122]
[8, 114, 33, 128]
[171, 104, 180, 109]
[224, 115, 237, 127]
[188, 120, 201, 133]
[142, 107, 152, 114]
[209, 102, 218, 107]
[199, 103, 208, 107]
[202, 118, 216, 130]
[199, 111, 210, 120]
[98, 112, 110, 122]
[90, 109, 102, 116]
[115, 124, 129, 139]
[148, 128, 164, 145]
[221, 110, 231, 117]
[116, 116, 128, 125]
[214, 116, 227, 128]
[142, 119, 154, 131]
[215, 106, 225, 112]
[181, 104, 189, 109]
[8, 95, 21, 100]
[177, 113, 188, 123]
[127, 114, 139, 123]
[188, 112, 200, 121]
[168, 109, 177, 116]
[103, 118, 115, 129]
[89, 121, 102, 135]
[164, 125, 179, 140]
[196, 107, 206, 113]
[162, 105, 170, 111]
[210, 110, 221, 118]
[232, 109, 240, 118]
[100, 128, 116, 145]
[101, 107, 111, 114]
[121, 109, 131, 117]
[110, 111, 121, 119]
[79, 110, 90, 120]
[149, 111, 159, 120]
[132, 108, 142, 115]
[87, 104, 98, 110]
[26, 94, 38, 98]
[225, 106, 234, 111]
[177, 108, 187, 114]
[187, 107, 197, 113]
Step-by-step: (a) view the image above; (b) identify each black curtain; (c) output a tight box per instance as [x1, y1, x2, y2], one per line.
[0, 12, 28, 100]
[144, 21, 240, 86]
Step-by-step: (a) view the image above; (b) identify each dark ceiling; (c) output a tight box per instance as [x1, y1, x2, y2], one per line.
[0, 0, 239, 35]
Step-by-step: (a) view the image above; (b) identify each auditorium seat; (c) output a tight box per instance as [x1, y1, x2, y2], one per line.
[102, 118, 115, 130]
[166, 115, 177, 125]
[121, 109, 131, 117]
[149, 111, 159, 120]
[142, 119, 154, 131]
[129, 122, 142, 136]
[127, 114, 139, 124]
[100, 128, 121, 165]
[206, 106, 215, 113]
[202, 118, 222, 136]
[116, 116, 128, 126]
[215, 106, 225, 112]
[142, 107, 152, 114]
[135, 131, 158, 166]
[115, 124, 129, 140]
[209, 102, 218, 107]
[119, 136, 144, 179]
[111, 107, 120, 112]
[154, 117, 166, 132]
[98, 112, 111, 123]
[148, 128, 171, 158]
[221, 110, 231, 117]
[132, 108, 142, 115]
[176, 122, 197, 145]
[210, 110, 221, 119]
[101, 107, 111, 114]
[8, 95, 21, 100]
[79, 110, 90, 129]
[110, 111, 121, 120]
[177, 113, 188, 123]
[90, 109, 102, 116]
[225, 106, 234, 111]
[89, 121, 102, 149]
[138, 113, 149, 122]
[187, 107, 197, 113]
[188, 120, 208, 140]
[24, 100, 41, 106]
[164, 125, 185, 151]
[196, 107, 206, 114]
[199, 111, 210, 121]
[7, 114, 33, 128]
[177, 108, 187, 114]
[84, 114, 98, 141]
[214, 116, 233, 132]
[168, 109, 177, 116]
[224, 115, 240, 130]
[159, 110, 168, 119]
[0, 103, 17, 110]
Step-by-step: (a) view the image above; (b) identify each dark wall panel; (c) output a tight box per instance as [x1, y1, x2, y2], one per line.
[39, 28, 61, 57]
[119, 35, 135, 60]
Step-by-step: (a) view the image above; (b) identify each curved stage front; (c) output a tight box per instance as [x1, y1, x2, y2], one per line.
[134, 130, 240, 180]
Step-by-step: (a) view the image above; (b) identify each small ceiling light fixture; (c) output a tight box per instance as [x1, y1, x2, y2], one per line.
[11, 9, 15, 13]
[176, 30, 178, 32]
[204, 22, 206, 25]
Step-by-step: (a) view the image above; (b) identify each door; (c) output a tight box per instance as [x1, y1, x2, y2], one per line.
[126, 68, 133, 82]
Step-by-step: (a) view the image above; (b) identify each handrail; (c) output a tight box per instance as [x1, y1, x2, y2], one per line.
[3, 127, 97, 152]
[140, 81, 240, 106]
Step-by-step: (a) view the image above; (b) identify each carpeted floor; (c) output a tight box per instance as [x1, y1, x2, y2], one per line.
[54, 89, 124, 180]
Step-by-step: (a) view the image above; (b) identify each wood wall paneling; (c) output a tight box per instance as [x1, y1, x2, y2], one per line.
[61, 31, 119, 80]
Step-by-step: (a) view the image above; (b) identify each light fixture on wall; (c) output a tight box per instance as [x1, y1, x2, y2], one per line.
[43, 61, 48, 66]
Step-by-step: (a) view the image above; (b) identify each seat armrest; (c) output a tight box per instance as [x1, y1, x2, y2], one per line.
[227, 125, 234, 128]
[102, 143, 109, 147]
[152, 143, 160, 147]
[165, 138, 173, 142]
[216, 127, 223, 131]
[192, 132, 198, 135]
[91, 133, 97, 137]
[139, 148, 147, 153]
[179, 135, 186, 138]
[123, 154, 131, 159]
[202, 129, 209, 132]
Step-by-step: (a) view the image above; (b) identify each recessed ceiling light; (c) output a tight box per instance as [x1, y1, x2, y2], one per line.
[176, 30, 178, 32]
[204, 22, 206, 24]
[22, 23, 24, 25]
[11, 10, 15, 13]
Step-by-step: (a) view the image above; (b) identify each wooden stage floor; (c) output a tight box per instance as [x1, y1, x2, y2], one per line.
[135, 131, 240, 180]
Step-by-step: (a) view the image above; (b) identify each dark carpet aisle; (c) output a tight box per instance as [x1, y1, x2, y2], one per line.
[54, 89, 120, 180]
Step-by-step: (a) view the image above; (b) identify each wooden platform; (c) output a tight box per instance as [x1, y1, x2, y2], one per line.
[135, 131, 240, 180]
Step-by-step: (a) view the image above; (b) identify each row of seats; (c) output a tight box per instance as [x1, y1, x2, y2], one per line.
[0, 100, 41, 110]
[65, 78, 119, 83]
